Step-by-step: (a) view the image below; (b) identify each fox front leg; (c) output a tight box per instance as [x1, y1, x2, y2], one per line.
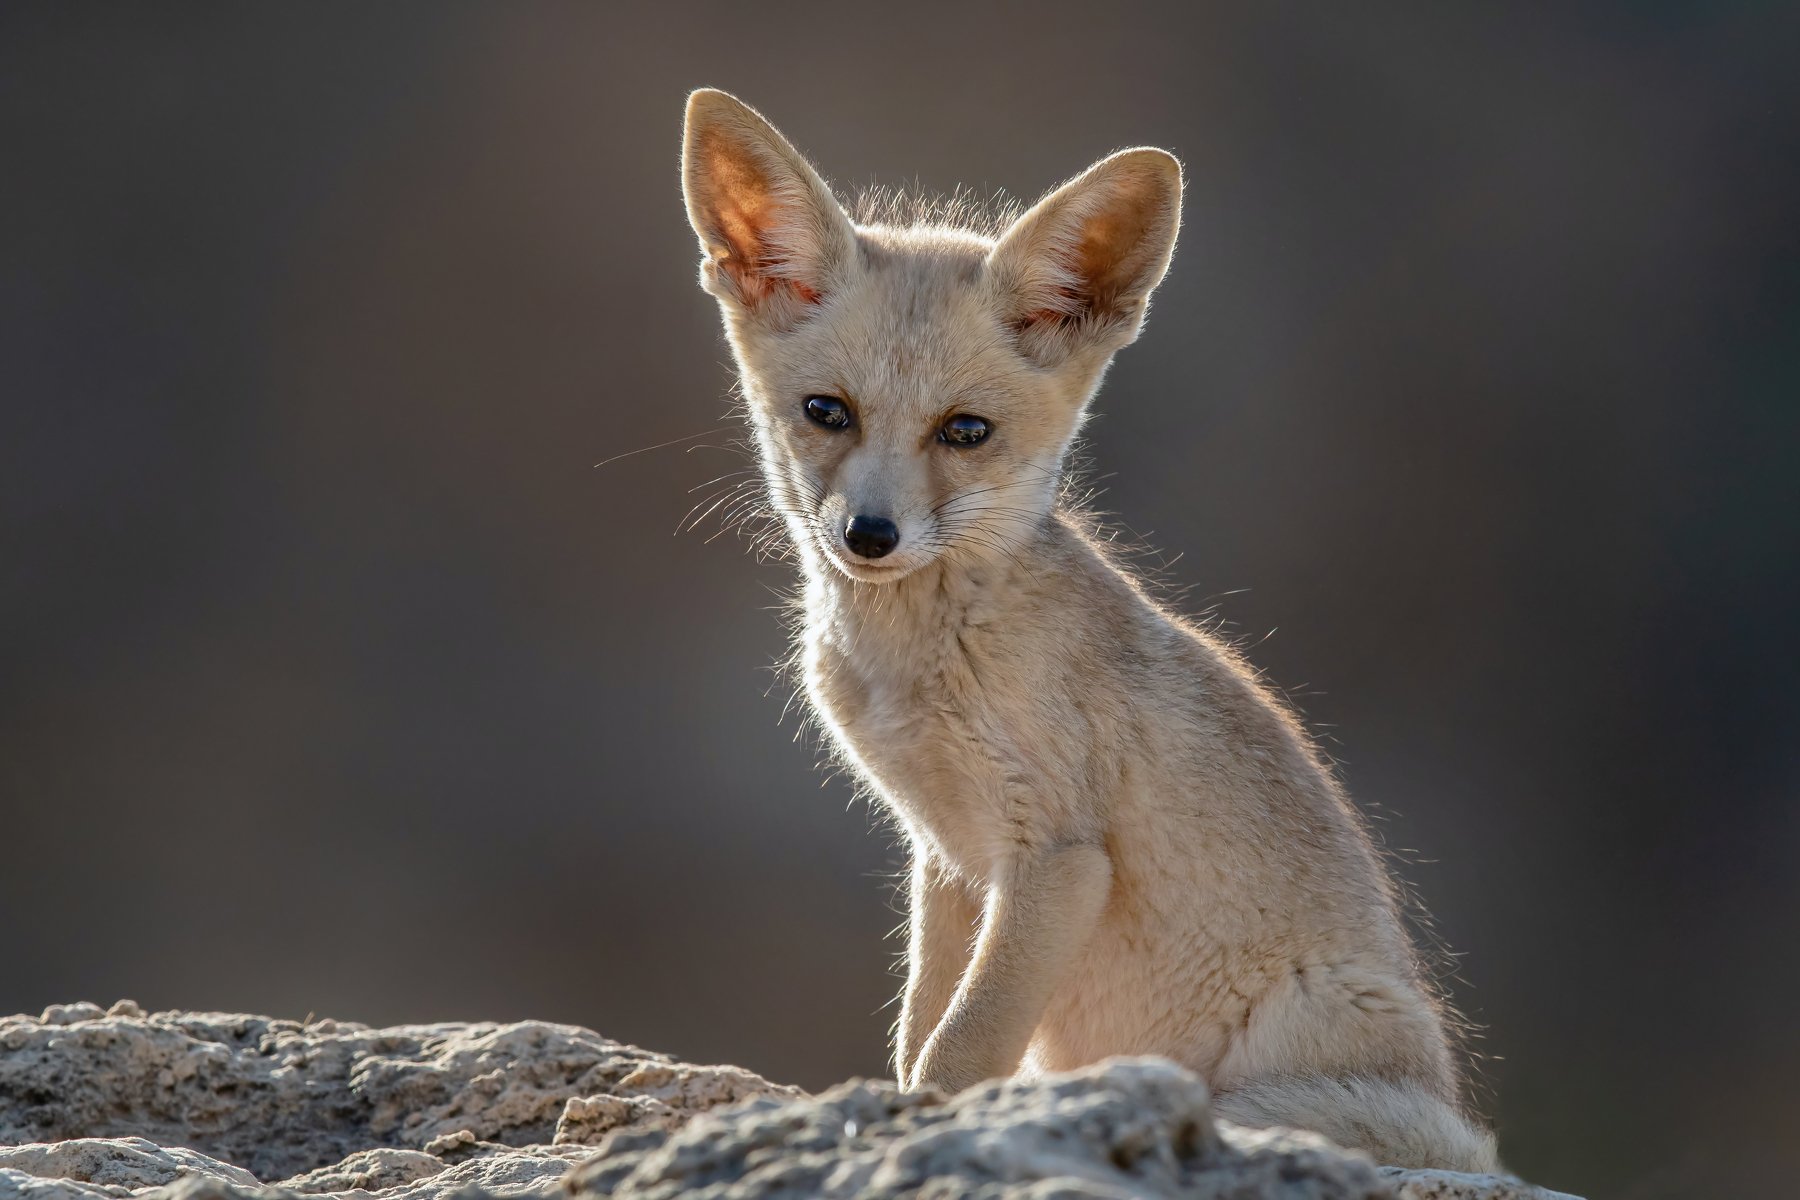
[910, 841, 1112, 1094]
[895, 852, 982, 1086]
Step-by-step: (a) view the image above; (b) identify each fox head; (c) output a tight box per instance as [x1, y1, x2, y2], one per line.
[681, 89, 1181, 584]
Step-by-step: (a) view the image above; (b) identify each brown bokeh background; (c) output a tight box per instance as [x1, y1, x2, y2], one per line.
[3, 4, 1797, 1196]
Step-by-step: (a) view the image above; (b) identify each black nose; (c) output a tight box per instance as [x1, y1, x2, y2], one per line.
[843, 514, 900, 559]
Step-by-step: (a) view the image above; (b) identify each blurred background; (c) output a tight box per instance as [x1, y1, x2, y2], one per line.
[3, 3, 1797, 1195]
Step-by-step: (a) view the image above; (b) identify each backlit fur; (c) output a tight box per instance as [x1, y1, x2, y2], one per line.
[679, 88, 1499, 1173]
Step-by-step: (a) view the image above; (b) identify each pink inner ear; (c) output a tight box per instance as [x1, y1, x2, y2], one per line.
[1016, 303, 1077, 333]
[699, 134, 827, 310]
[713, 209, 826, 308]
[1071, 206, 1154, 315]
[1012, 280, 1085, 333]
[721, 254, 823, 308]
[1013, 174, 1165, 331]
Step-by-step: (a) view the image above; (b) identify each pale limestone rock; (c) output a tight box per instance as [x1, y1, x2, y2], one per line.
[0, 1139, 256, 1198]
[567, 1060, 1581, 1200]
[1380, 1169, 1579, 1200]
[0, 1003, 790, 1184]
[273, 1147, 444, 1194]
[554, 1063, 802, 1146]
[0, 1004, 1578, 1200]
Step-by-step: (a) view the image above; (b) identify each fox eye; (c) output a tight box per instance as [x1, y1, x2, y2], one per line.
[804, 395, 852, 429]
[939, 414, 991, 446]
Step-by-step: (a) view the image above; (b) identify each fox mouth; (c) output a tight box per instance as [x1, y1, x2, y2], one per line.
[829, 553, 916, 583]
[813, 534, 925, 583]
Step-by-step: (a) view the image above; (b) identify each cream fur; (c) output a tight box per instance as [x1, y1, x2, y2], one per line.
[678, 88, 1499, 1174]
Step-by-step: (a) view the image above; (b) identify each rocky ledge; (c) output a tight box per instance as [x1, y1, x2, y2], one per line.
[0, 1003, 1575, 1200]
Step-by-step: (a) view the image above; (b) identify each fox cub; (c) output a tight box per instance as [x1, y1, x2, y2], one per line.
[679, 89, 1498, 1172]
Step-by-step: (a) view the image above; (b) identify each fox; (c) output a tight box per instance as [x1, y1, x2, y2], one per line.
[677, 88, 1500, 1173]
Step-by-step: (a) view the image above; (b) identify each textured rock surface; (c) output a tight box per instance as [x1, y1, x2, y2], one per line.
[568, 1061, 1574, 1200]
[0, 1004, 1577, 1200]
[0, 1002, 796, 1198]
[0, 1139, 256, 1194]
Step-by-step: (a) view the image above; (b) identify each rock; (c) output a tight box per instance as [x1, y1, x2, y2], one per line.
[0, 1139, 257, 1197]
[566, 1059, 1577, 1200]
[0, 1004, 1577, 1200]
[553, 1063, 801, 1146]
[34, 1006, 106, 1029]
[0, 1002, 793, 1195]
[1377, 1170, 1574, 1200]
[274, 1147, 444, 1194]
[0, 1004, 796, 1181]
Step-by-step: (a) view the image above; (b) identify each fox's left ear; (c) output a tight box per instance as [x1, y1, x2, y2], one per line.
[988, 148, 1182, 364]
[682, 89, 857, 328]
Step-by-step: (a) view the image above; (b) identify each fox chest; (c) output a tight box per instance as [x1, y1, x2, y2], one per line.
[802, 632, 1090, 877]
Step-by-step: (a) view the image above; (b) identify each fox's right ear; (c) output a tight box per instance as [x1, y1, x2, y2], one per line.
[681, 89, 857, 327]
